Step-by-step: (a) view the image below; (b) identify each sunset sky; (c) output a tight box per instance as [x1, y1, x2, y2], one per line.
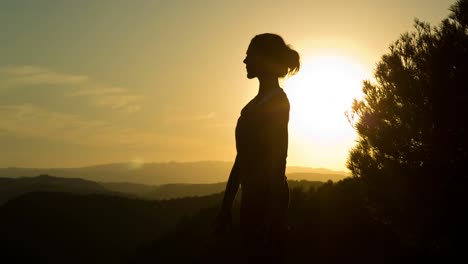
[0, 0, 455, 170]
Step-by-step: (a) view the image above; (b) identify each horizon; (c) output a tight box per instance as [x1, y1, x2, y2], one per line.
[0, 0, 456, 171]
[0, 159, 349, 173]
[0, 159, 350, 185]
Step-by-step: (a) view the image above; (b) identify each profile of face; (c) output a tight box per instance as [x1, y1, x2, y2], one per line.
[243, 44, 266, 79]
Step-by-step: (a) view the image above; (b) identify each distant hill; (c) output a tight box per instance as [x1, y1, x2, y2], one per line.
[99, 181, 228, 200]
[0, 175, 323, 204]
[287, 172, 347, 182]
[0, 161, 349, 185]
[99, 181, 156, 196]
[287, 166, 349, 175]
[140, 180, 322, 200]
[0, 174, 117, 205]
[144, 182, 227, 200]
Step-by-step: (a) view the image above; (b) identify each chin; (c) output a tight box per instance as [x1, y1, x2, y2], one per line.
[246, 72, 256, 79]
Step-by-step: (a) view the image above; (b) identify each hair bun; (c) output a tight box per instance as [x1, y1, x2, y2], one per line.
[250, 33, 301, 77]
[286, 48, 300, 75]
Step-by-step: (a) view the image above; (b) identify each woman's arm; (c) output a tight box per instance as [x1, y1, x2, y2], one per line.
[212, 155, 240, 234]
[212, 156, 240, 235]
[264, 98, 290, 223]
[220, 154, 241, 214]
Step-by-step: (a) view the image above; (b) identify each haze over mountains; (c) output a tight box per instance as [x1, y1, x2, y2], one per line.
[0, 174, 324, 205]
[0, 161, 349, 185]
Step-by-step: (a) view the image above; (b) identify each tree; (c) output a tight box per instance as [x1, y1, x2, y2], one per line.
[346, 0, 468, 254]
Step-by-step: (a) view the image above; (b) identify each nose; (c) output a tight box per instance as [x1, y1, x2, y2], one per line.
[243, 56, 247, 64]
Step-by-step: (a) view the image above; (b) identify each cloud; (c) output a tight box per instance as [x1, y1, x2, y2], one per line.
[92, 93, 143, 113]
[67, 85, 127, 96]
[0, 65, 88, 86]
[0, 103, 106, 144]
[67, 84, 143, 113]
[0, 103, 203, 149]
[205, 122, 235, 128]
[0, 65, 142, 114]
[164, 112, 216, 125]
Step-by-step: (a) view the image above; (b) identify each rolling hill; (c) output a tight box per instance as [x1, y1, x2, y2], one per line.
[0, 161, 349, 185]
[0, 175, 323, 204]
[0, 174, 117, 205]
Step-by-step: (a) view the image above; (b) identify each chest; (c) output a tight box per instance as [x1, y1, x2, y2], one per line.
[236, 104, 267, 135]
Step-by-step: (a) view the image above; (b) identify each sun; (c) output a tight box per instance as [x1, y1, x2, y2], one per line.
[284, 53, 370, 170]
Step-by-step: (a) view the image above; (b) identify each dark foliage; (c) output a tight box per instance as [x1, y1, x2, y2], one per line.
[346, 0, 468, 255]
[129, 178, 404, 263]
[0, 179, 399, 263]
[0, 191, 223, 263]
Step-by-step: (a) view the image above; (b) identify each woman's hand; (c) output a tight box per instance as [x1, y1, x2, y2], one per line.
[213, 155, 240, 236]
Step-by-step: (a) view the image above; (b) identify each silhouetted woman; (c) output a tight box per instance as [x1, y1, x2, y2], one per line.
[215, 33, 300, 262]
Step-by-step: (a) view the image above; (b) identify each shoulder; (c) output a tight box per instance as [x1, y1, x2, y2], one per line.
[267, 89, 290, 112]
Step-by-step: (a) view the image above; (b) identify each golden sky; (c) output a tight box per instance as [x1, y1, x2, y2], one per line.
[0, 0, 456, 170]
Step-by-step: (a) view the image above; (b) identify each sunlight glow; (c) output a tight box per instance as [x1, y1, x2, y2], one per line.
[129, 158, 144, 170]
[285, 53, 370, 170]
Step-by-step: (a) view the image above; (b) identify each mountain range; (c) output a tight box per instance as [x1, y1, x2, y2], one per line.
[0, 174, 323, 205]
[0, 161, 349, 185]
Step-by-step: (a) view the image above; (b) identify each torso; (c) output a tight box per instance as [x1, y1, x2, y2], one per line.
[235, 88, 290, 200]
[235, 87, 290, 230]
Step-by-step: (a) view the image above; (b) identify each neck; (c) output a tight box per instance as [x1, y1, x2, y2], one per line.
[257, 76, 280, 96]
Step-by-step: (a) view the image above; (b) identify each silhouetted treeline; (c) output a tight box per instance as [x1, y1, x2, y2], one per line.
[346, 0, 468, 255]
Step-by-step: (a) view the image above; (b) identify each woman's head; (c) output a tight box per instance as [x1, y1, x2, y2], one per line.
[243, 33, 300, 79]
